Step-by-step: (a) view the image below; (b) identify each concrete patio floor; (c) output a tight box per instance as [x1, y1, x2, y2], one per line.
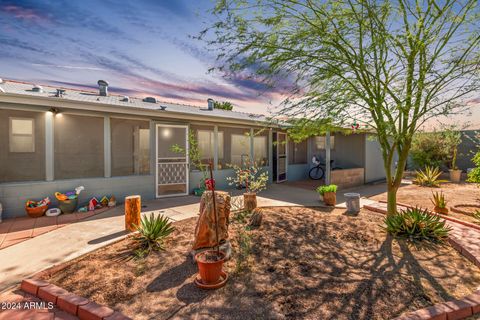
[0, 182, 388, 293]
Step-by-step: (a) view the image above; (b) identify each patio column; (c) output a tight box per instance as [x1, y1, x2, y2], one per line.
[213, 125, 219, 170]
[104, 116, 111, 178]
[45, 111, 54, 181]
[250, 128, 254, 164]
[325, 130, 331, 185]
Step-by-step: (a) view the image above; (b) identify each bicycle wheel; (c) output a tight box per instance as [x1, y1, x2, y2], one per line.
[309, 166, 324, 180]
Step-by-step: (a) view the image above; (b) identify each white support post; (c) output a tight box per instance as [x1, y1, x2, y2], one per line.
[268, 128, 273, 182]
[250, 128, 254, 165]
[45, 111, 54, 181]
[325, 131, 331, 185]
[104, 116, 111, 178]
[213, 125, 219, 171]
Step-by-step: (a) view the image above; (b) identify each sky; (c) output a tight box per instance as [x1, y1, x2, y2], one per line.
[0, 0, 286, 114]
[0, 0, 478, 128]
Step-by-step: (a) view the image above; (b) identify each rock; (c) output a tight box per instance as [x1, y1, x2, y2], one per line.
[192, 191, 231, 250]
[248, 208, 263, 227]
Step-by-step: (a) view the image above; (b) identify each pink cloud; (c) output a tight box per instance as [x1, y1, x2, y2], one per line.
[1, 5, 49, 23]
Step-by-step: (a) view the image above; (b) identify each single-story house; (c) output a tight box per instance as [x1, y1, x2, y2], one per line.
[0, 79, 388, 218]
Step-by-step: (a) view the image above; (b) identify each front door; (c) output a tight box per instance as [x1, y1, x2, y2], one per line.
[276, 132, 287, 182]
[156, 124, 189, 197]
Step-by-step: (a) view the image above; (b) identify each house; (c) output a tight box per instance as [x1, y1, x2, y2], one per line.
[0, 79, 388, 218]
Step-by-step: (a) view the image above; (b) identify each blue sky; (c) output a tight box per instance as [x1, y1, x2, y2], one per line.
[0, 0, 284, 113]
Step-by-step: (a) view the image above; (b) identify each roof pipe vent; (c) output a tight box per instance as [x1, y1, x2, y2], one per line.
[0, 87, 4, 93]
[55, 89, 65, 97]
[97, 80, 109, 96]
[32, 85, 43, 93]
[122, 96, 130, 102]
[143, 97, 157, 103]
[207, 98, 214, 111]
[0, 78, 3, 84]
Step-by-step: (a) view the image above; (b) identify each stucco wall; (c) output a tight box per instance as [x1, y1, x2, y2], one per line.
[287, 164, 309, 181]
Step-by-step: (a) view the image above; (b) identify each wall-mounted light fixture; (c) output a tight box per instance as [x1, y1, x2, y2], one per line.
[48, 107, 60, 114]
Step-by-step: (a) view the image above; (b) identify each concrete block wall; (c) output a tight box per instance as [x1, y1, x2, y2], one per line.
[331, 168, 365, 189]
[0, 175, 154, 219]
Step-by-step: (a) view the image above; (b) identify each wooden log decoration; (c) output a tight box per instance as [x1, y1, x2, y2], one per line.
[248, 208, 263, 227]
[125, 195, 141, 232]
[243, 192, 257, 212]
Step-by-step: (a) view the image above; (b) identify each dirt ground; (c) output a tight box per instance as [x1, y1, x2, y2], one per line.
[370, 181, 480, 224]
[41, 207, 480, 320]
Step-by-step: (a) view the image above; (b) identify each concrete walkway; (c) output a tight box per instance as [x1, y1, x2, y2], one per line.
[0, 182, 388, 293]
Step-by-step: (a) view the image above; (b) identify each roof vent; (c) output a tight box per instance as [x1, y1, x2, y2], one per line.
[32, 85, 43, 93]
[158, 105, 167, 110]
[97, 80, 109, 96]
[0, 78, 3, 84]
[207, 98, 214, 111]
[121, 96, 130, 102]
[143, 97, 157, 103]
[55, 89, 65, 97]
[0, 87, 4, 93]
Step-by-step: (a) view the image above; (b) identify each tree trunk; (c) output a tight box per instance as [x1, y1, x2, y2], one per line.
[243, 192, 257, 211]
[386, 186, 398, 215]
[125, 195, 141, 232]
[385, 146, 409, 215]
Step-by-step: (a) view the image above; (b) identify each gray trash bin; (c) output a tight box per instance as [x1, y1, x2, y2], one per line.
[344, 193, 361, 214]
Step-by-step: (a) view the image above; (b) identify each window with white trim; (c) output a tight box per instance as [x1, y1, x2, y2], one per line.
[9, 118, 35, 153]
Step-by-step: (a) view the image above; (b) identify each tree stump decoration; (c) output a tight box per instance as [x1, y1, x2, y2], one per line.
[243, 192, 257, 211]
[125, 195, 141, 232]
[248, 208, 263, 227]
[192, 191, 231, 250]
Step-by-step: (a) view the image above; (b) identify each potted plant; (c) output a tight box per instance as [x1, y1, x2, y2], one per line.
[431, 191, 448, 214]
[195, 163, 227, 289]
[227, 161, 269, 212]
[444, 128, 462, 182]
[316, 184, 338, 206]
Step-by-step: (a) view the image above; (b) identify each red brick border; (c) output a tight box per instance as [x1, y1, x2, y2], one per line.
[392, 291, 480, 320]
[20, 279, 131, 320]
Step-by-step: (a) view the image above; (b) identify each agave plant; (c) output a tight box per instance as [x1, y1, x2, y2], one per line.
[430, 191, 447, 208]
[384, 207, 451, 242]
[473, 210, 480, 224]
[134, 213, 175, 255]
[414, 166, 447, 187]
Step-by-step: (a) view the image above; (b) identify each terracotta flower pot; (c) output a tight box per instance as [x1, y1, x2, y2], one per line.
[26, 205, 48, 218]
[449, 169, 462, 183]
[323, 192, 336, 206]
[195, 250, 225, 284]
[434, 206, 448, 215]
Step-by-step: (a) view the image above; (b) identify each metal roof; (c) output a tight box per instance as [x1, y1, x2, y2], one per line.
[0, 79, 268, 124]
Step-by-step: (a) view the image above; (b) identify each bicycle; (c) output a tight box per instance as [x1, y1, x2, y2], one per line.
[309, 156, 342, 180]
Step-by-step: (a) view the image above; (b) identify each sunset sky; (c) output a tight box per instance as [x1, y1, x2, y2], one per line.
[0, 0, 478, 128]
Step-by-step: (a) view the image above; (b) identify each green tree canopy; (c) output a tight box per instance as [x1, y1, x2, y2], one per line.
[201, 0, 480, 213]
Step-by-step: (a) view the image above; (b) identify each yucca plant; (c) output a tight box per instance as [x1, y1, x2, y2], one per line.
[430, 191, 447, 208]
[384, 207, 451, 242]
[414, 166, 447, 187]
[134, 213, 175, 256]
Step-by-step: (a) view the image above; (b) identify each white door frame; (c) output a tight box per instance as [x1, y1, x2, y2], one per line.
[155, 124, 189, 198]
[276, 132, 288, 183]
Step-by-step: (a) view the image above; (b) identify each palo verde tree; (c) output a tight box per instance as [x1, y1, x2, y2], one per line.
[200, 0, 480, 214]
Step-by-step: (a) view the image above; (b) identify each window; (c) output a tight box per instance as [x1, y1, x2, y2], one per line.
[111, 118, 150, 176]
[314, 135, 335, 150]
[190, 125, 224, 169]
[219, 127, 251, 169]
[253, 129, 269, 166]
[54, 114, 104, 179]
[288, 140, 307, 164]
[9, 118, 35, 152]
[1, 110, 45, 182]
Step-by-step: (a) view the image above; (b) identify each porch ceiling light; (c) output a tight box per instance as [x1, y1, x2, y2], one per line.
[162, 128, 172, 138]
[47, 107, 60, 115]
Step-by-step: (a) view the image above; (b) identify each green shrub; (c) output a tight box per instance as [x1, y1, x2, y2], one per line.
[430, 191, 447, 208]
[467, 152, 480, 183]
[134, 213, 175, 256]
[410, 132, 448, 169]
[384, 207, 451, 242]
[413, 166, 447, 187]
[316, 184, 338, 195]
